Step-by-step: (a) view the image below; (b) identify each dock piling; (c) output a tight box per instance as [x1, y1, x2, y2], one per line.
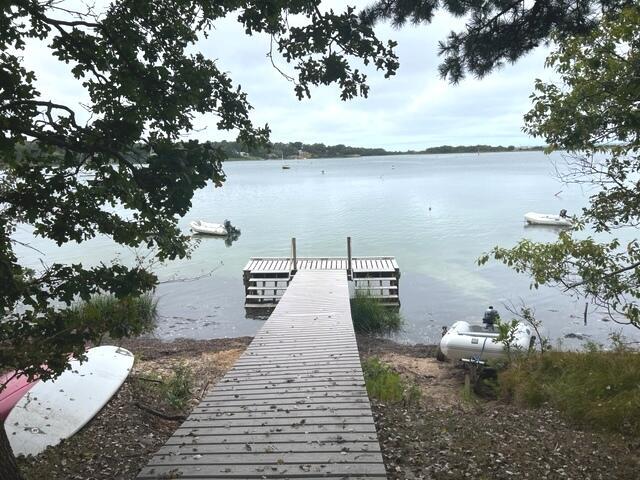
[291, 237, 297, 273]
[347, 236, 353, 280]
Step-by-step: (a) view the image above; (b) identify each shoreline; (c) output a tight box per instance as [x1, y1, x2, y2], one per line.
[16, 335, 639, 479]
[223, 148, 546, 161]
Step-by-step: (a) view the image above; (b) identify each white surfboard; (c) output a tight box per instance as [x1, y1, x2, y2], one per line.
[6, 345, 134, 457]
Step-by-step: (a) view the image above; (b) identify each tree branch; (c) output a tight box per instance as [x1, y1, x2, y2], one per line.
[566, 261, 640, 290]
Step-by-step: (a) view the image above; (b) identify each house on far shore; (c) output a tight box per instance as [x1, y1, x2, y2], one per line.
[239, 151, 250, 158]
[297, 149, 311, 159]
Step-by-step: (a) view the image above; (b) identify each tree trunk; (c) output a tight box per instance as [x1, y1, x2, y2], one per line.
[0, 423, 23, 480]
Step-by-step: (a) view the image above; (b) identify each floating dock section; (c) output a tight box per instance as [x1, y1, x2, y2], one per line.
[138, 269, 387, 479]
[243, 238, 400, 309]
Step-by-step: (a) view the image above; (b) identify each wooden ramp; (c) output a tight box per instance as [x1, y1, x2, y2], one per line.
[138, 270, 387, 479]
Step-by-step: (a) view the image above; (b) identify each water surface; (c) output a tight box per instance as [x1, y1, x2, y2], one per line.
[16, 152, 640, 346]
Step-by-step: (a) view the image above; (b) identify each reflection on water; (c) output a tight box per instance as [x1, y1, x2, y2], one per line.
[14, 152, 640, 346]
[191, 231, 241, 247]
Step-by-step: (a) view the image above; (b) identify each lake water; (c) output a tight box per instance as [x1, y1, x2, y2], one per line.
[15, 152, 640, 346]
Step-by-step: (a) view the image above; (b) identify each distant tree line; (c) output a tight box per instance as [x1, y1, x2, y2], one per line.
[1, 142, 544, 165]
[209, 140, 544, 159]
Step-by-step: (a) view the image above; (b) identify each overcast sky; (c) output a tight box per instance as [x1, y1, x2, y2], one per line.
[25, 2, 557, 150]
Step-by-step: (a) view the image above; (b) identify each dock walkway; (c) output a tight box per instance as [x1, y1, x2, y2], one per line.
[138, 270, 387, 479]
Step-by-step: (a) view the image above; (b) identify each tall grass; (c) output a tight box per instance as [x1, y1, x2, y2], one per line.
[162, 364, 194, 410]
[363, 357, 421, 404]
[498, 348, 640, 435]
[132, 363, 194, 412]
[351, 293, 402, 334]
[71, 294, 158, 339]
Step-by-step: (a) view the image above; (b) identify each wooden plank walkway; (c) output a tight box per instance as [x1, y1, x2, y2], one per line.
[138, 270, 387, 479]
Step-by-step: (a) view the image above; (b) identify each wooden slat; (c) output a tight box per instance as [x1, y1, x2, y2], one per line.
[146, 451, 382, 466]
[140, 270, 387, 479]
[249, 277, 288, 283]
[163, 431, 379, 446]
[155, 440, 380, 455]
[138, 462, 387, 479]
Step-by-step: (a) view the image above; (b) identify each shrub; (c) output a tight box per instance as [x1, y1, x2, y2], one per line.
[363, 357, 420, 404]
[162, 364, 194, 410]
[498, 348, 640, 435]
[71, 293, 158, 339]
[132, 363, 194, 412]
[351, 293, 402, 334]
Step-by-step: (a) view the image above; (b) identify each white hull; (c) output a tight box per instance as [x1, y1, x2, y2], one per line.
[7, 346, 134, 456]
[440, 321, 532, 362]
[190, 220, 227, 236]
[524, 212, 572, 227]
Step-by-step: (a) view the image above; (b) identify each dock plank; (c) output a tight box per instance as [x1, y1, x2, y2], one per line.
[139, 270, 386, 479]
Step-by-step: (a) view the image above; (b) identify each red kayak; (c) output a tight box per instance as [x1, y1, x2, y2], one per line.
[0, 372, 38, 421]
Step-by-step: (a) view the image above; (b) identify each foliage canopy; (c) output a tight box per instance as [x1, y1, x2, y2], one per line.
[362, 0, 635, 82]
[480, 6, 640, 328]
[0, 0, 399, 386]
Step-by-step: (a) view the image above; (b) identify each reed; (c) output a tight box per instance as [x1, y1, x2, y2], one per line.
[71, 293, 158, 339]
[498, 346, 640, 435]
[350, 293, 402, 334]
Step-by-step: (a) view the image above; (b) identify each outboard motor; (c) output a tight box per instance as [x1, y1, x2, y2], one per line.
[559, 209, 568, 218]
[482, 306, 500, 329]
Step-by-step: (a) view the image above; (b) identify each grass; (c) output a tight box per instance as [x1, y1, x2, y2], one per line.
[363, 357, 421, 404]
[162, 364, 194, 410]
[498, 347, 640, 435]
[350, 293, 403, 334]
[132, 363, 195, 412]
[71, 293, 158, 339]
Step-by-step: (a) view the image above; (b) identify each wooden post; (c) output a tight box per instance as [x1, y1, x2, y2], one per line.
[583, 302, 588, 326]
[291, 237, 297, 274]
[347, 236, 352, 280]
[463, 372, 471, 399]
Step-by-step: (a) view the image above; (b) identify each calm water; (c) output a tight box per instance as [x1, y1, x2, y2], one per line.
[15, 152, 640, 346]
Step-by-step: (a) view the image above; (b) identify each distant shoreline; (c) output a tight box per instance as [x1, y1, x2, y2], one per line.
[224, 146, 546, 161]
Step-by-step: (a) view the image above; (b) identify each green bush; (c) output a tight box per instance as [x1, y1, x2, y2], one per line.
[132, 363, 194, 412]
[71, 293, 158, 339]
[351, 293, 402, 334]
[498, 348, 640, 435]
[162, 364, 194, 410]
[363, 357, 420, 404]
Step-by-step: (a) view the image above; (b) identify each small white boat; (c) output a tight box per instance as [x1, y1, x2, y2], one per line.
[524, 212, 572, 227]
[190, 220, 228, 236]
[439, 321, 533, 362]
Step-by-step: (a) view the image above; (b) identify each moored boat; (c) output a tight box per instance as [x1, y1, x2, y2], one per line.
[439, 320, 533, 362]
[190, 220, 228, 236]
[524, 211, 572, 227]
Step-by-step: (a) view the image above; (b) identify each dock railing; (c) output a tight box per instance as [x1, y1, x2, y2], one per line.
[243, 238, 400, 309]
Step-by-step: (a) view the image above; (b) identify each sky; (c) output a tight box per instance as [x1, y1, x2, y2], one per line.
[23, 1, 557, 150]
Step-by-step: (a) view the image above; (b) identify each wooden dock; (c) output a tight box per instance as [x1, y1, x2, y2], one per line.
[243, 255, 400, 309]
[138, 270, 387, 479]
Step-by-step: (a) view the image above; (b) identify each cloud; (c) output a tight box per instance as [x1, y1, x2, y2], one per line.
[21, 3, 557, 149]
